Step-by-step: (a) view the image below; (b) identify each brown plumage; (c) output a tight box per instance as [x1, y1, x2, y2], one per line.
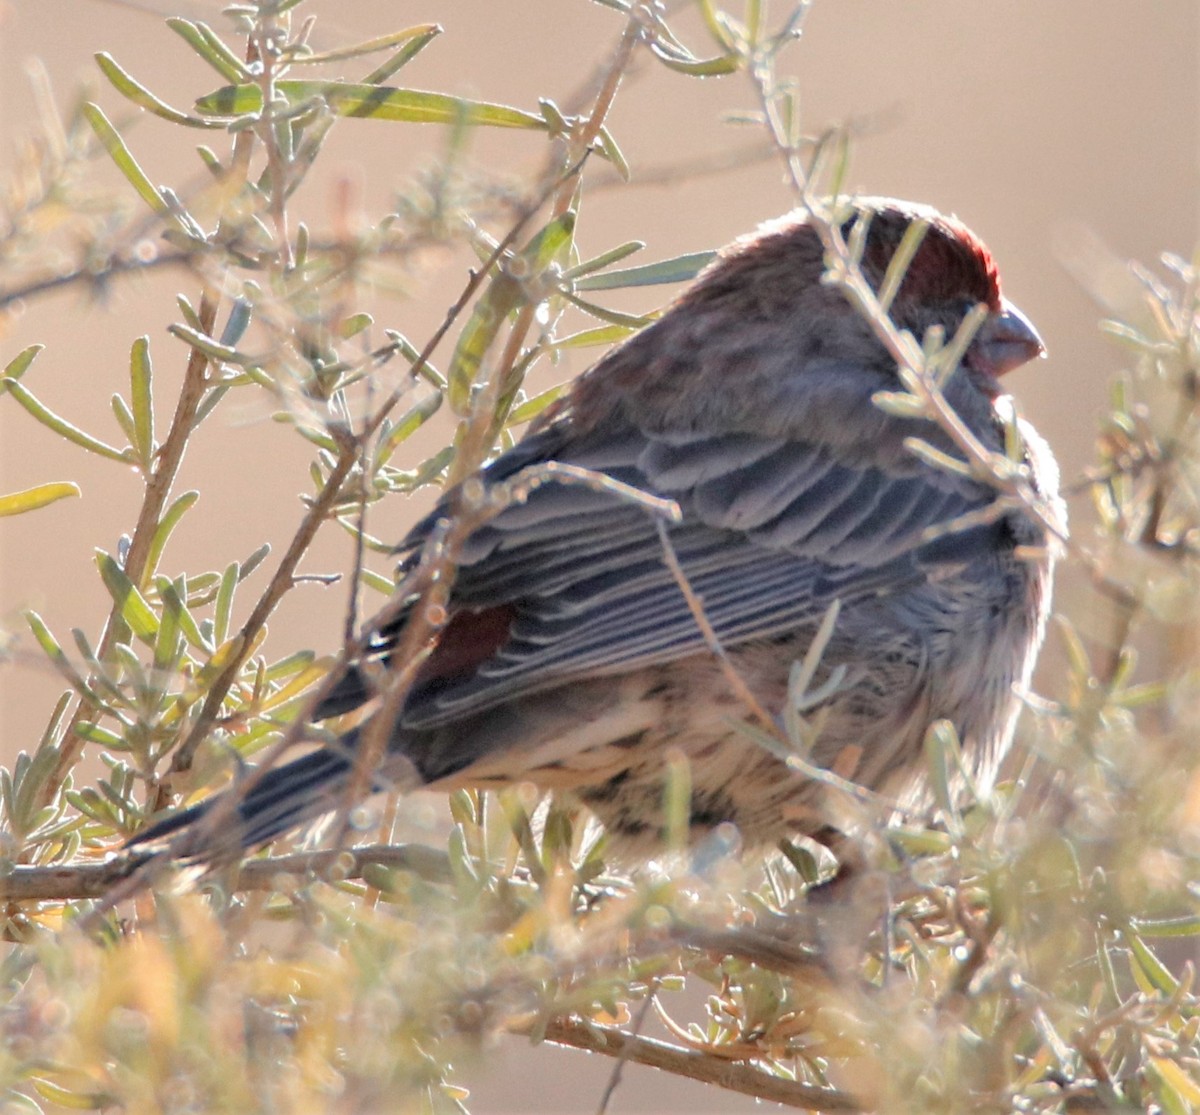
[138, 198, 1065, 859]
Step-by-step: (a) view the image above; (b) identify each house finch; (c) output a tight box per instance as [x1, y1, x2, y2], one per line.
[139, 198, 1064, 860]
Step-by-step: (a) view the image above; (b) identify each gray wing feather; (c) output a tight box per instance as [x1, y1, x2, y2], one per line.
[390, 418, 994, 729]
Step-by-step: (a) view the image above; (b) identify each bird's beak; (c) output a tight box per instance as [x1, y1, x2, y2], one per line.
[969, 298, 1046, 379]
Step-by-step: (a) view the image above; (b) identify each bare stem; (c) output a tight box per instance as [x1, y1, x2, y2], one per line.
[527, 1016, 865, 1112]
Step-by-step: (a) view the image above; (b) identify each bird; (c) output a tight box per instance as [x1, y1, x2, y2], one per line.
[135, 197, 1064, 865]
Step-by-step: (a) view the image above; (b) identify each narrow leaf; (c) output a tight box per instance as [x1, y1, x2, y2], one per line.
[550, 323, 635, 350]
[81, 102, 170, 217]
[95, 52, 222, 129]
[563, 291, 656, 329]
[376, 391, 443, 464]
[95, 550, 160, 641]
[129, 335, 154, 465]
[2, 378, 130, 462]
[168, 322, 245, 364]
[446, 274, 522, 415]
[507, 383, 566, 426]
[1, 344, 43, 389]
[196, 81, 547, 130]
[165, 19, 248, 82]
[523, 210, 576, 275]
[575, 250, 716, 291]
[214, 562, 239, 645]
[562, 240, 645, 280]
[111, 393, 137, 447]
[361, 27, 442, 84]
[647, 41, 740, 76]
[144, 491, 199, 585]
[294, 24, 441, 64]
[160, 577, 210, 652]
[25, 611, 100, 702]
[594, 125, 630, 180]
[1127, 927, 1179, 994]
[0, 481, 80, 518]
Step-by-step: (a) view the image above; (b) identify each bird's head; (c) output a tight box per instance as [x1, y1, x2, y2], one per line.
[848, 198, 1045, 393]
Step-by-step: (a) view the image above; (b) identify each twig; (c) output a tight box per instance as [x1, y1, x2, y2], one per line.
[38, 110, 260, 809]
[595, 993, 655, 1115]
[42, 292, 220, 802]
[331, 11, 645, 844]
[0, 843, 451, 904]
[166, 437, 360, 778]
[526, 1016, 865, 1112]
[653, 520, 777, 732]
[668, 920, 831, 981]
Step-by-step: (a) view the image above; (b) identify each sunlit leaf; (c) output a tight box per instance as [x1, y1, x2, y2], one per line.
[196, 81, 547, 130]
[0, 482, 80, 518]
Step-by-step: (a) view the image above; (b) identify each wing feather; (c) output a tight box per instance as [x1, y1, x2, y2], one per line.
[327, 414, 998, 731]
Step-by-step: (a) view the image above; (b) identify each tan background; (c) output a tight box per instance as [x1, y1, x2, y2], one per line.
[0, 1, 1197, 1109]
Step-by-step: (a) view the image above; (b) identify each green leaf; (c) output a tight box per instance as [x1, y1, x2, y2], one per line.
[0, 481, 80, 517]
[152, 584, 183, 671]
[902, 436, 974, 479]
[293, 23, 441, 65]
[159, 576, 210, 653]
[1126, 927, 1179, 994]
[1132, 915, 1200, 938]
[647, 41, 740, 76]
[877, 218, 930, 313]
[339, 312, 374, 339]
[563, 291, 656, 329]
[128, 335, 154, 467]
[144, 491, 199, 585]
[165, 19, 248, 83]
[696, 0, 740, 51]
[196, 81, 548, 130]
[81, 102, 171, 218]
[562, 240, 645, 281]
[95, 52, 223, 129]
[213, 562, 239, 646]
[575, 250, 716, 291]
[593, 125, 630, 180]
[549, 323, 636, 350]
[361, 26, 442, 84]
[506, 383, 565, 426]
[1, 377, 130, 462]
[95, 550, 160, 641]
[359, 568, 395, 596]
[111, 393, 137, 448]
[74, 722, 126, 749]
[240, 543, 270, 580]
[446, 273, 522, 415]
[25, 611, 100, 703]
[872, 389, 927, 420]
[522, 210, 576, 275]
[30, 1074, 114, 1110]
[168, 322, 246, 364]
[220, 298, 253, 347]
[376, 392, 443, 465]
[0, 343, 43, 388]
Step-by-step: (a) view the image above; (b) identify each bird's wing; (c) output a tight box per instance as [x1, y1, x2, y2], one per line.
[347, 409, 1003, 730]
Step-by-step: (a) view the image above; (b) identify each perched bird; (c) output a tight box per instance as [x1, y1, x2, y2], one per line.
[138, 198, 1064, 862]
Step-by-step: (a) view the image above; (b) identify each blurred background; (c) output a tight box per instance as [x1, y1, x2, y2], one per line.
[0, 1, 1196, 1109]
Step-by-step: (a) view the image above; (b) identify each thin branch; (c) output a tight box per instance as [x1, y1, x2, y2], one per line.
[595, 993, 655, 1115]
[38, 104, 261, 809]
[41, 292, 219, 803]
[528, 1016, 866, 1112]
[0, 843, 452, 903]
[330, 12, 645, 844]
[165, 437, 359, 779]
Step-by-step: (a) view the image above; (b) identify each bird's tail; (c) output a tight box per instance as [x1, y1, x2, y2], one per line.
[130, 732, 401, 857]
